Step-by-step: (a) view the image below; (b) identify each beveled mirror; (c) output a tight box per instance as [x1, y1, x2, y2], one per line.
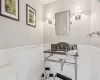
[55, 10, 70, 35]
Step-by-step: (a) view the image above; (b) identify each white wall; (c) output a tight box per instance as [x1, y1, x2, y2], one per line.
[0, 0, 43, 49]
[43, 0, 91, 45]
[90, 0, 100, 47]
[43, 44, 100, 80]
[0, 45, 44, 80]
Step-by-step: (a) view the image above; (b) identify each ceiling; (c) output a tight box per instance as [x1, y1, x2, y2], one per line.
[40, 0, 57, 4]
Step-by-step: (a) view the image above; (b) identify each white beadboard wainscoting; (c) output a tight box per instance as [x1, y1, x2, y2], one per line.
[0, 44, 100, 80]
[0, 45, 44, 80]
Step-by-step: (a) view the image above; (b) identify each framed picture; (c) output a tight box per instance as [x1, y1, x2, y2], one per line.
[0, 0, 19, 21]
[26, 4, 36, 27]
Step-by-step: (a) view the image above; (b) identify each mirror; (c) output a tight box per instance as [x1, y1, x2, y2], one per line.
[55, 10, 70, 35]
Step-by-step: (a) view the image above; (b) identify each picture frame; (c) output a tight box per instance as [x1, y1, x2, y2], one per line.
[0, 0, 19, 21]
[26, 4, 36, 27]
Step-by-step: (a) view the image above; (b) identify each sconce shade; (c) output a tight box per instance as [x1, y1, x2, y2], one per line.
[47, 13, 52, 19]
[75, 9, 82, 14]
[47, 13, 52, 24]
[75, 6, 82, 20]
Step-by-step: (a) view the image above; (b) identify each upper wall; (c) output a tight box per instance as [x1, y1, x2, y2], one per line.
[0, 0, 43, 49]
[43, 0, 91, 45]
[90, 0, 100, 47]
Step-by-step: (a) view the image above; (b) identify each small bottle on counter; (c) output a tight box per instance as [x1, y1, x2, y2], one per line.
[49, 74, 54, 80]
[40, 74, 44, 80]
[45, 67, 50, 78]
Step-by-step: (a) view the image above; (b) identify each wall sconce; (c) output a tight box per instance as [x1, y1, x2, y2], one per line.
[75, 6, 82, 20]
[47, 13, 52, 24]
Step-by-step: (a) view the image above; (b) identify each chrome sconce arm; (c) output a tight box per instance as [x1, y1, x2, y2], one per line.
[87, 31, 100, 37]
